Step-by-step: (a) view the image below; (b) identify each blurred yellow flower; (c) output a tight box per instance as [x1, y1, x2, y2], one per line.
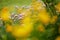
[6, 24, 12, 32]
[50, 15, 58, 24]
[38, 8, 51, 24]
[31, 0, 44, 11]
[37, 24, 45, 32]
[12, 16, 33, 38]
[55, 2, 60, 12]
[55, 36, 60, 40]
[0, 7, 10, 21]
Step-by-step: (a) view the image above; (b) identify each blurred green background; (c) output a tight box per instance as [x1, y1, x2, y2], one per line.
[0, 0, 32, 10]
